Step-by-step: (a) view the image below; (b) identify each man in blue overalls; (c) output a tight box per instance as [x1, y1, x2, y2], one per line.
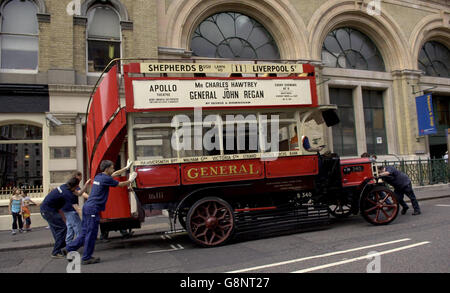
[66, 159, 136, 265]
[40, 177, 81, 258]
[378, 165, 421, 215]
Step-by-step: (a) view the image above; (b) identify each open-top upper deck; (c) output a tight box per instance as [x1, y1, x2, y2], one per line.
[86, 59, 338, 179]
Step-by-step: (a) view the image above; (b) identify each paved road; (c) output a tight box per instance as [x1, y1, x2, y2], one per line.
[0, 198, 448, 274]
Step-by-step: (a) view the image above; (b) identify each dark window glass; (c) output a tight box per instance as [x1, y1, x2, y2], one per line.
[0, 143, 42, 188]
[329, 88, 357, 156]
[190, 12, 280, 60]
[433, 95, 450, 130]
[429, 95, 450, 158]
[0, 0, 38, 70]
[0, 124, 42, 140]
[87, 40, 120, 72]
[52, 147, 71, 159]
[322, 28, 385, 72]
[363, 90, 387, 155]
[0, 129, 42, 187]
[418, 41, 450, 78]
[87, 6, 121, 72]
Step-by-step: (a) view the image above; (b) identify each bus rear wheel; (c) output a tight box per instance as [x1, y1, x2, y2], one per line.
[186, 197, 235, 247]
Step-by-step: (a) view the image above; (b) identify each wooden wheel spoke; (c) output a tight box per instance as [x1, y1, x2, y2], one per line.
[192, 214, 206, 221]
[218, 223, 232, 230]
[375, 192, 380, 201]
[211, 203, 218, 217]
[383, 204, 397, 208]
[204, 203, 211, 217]
[375, 209, 381, 222]
[218, 211, 230, 220]
[365, 206, 378, 213]
[207, 231, 217, 244]
[366, 198, 377, 205]
[381, 208, 390, 218]
[194, 228, 207, 237]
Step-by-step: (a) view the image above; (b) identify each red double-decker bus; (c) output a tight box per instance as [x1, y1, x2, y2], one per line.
[86, 59, 399, 247]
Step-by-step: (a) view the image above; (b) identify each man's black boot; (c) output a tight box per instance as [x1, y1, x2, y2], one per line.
[401, 206, 409, 215]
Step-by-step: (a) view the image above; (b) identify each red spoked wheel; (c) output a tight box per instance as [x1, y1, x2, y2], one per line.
[186, 197, 235, 247]
[360, 186, 399, 225]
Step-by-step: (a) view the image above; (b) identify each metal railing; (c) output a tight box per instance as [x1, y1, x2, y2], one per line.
[0, 185, 44, 200]
[380, 159, 449, 186]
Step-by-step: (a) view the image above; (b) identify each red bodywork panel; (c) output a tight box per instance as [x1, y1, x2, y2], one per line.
[89, 108, 126, 177]
[134, 156, 319, 188]
[86, 65, 120, 164]
[135, 165, 181, 188]
[85, 65, 127, 178]
[265, 155, 318, 178]
[100, 176, 131, 220]
[340, 158, 373, 187]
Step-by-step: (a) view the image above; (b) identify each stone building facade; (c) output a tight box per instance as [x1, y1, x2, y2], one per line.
[0, 0, 449, 194]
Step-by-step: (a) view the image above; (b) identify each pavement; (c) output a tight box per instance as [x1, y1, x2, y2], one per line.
[0, 215, 174, 252]
[0, 183, 448, 253]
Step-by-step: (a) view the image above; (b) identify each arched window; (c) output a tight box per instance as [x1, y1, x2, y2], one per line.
[418, 41, 450, 78]
[0, 124, 42, 190]
[87, 4, 121, 72]
[190, 12, 280, 60]
[0, 0, 38, 70]
[322, 28, 385, 71]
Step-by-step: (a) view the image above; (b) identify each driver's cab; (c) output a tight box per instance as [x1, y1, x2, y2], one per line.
[296, 107, 342, 193]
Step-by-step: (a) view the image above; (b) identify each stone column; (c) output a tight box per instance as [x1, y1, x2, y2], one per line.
[391, 70, 426, 157]
[75, 114, 85, 207]
[313, 63, 333, 151]
[353, 85, 367, 156]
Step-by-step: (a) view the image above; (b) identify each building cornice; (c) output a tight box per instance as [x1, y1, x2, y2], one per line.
[37, 13, 51, 23]
[73, 16, 87, 26]
[158, 47, 193, 58]
[391, 69, 423, 79]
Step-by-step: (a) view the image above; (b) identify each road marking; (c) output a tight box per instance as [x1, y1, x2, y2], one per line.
[291, 241, 430, 273]
[227, 238, 411, 273]
[435, 204, 450, 207]
[146, 236, 185, 254]
[146, 245, 184, 254]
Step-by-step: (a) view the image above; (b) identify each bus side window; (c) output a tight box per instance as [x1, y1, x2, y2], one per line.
[222, 114, 259, 155]
[134, 127, 176, 160]
[133, 114, 176, 160]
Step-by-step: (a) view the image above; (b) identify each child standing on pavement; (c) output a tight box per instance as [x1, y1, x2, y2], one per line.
[9, 187, 23, 235]
[21, 190, 38, 232]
